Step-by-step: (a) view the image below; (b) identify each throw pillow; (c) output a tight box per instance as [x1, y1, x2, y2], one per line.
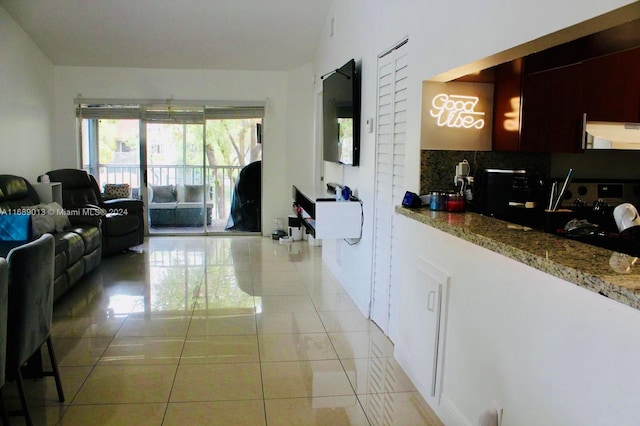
[0, 214, 32, 241]
[104, 183, 131, 200]
[151, 185, 176, 203]
[43, 202, 72, 232]
[184, 185, 204, 202]
[31, 213, 56, 238]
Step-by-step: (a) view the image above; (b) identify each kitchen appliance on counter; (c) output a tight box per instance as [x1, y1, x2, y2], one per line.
[453, 159, 474, 200]
[474, 168, 545, 227]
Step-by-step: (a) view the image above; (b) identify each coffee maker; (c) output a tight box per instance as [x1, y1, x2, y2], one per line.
[475, 168, 545, 227]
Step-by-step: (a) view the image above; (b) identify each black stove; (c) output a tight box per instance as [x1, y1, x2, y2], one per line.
[554, 179, 640, 256]
[559, 180, 640, 209]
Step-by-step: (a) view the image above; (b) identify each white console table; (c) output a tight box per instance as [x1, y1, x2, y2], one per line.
[292, 185, 362, 239]
[32, 182, 63, 205]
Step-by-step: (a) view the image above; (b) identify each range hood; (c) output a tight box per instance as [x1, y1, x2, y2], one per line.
[584, 121, 640, 150]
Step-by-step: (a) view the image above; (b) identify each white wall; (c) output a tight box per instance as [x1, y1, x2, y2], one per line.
[0, 6, 54, 179]
[311, 0, 637, 317]
[285, 63, 316, 194]
[52, 66, 313, 235]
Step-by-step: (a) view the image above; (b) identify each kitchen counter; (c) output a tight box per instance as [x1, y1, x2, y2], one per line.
[396, 206, 640, 310]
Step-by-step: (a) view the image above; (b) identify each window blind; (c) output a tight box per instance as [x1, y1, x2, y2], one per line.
[205, 106, 265, 119]
[143, 106, 204, 124]
[76, 104, 141, 119]
[76, 103, 265, 120]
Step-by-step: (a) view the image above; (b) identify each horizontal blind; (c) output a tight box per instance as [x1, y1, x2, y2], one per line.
[205, 106, 264, 119]
[76, 104, 141, 119]
[77, 104, 265, 120]
[143, 106, 204, 124]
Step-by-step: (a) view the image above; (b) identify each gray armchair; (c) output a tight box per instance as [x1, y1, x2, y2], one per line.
[42, 169, 144, 256]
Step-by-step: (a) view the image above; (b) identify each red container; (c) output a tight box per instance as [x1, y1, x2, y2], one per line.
[445, 193, 465, 212]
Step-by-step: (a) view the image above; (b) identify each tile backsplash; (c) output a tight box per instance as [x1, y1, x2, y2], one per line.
[420, 150, 551, 193]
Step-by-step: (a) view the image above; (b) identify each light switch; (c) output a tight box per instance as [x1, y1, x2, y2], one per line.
[366, 118, 374, 133]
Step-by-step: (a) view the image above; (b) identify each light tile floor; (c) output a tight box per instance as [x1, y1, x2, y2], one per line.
[3, 236, 444, 425]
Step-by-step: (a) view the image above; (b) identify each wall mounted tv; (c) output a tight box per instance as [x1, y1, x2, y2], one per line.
[322, 59, 361, 166]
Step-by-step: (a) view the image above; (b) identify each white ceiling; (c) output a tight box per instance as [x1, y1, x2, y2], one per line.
[0, 0, 333, 71]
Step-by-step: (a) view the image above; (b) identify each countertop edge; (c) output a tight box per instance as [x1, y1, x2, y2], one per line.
[396, 206, 640, 311]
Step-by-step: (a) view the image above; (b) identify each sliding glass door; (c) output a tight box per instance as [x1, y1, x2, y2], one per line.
[79, 102, 264, 236]
[144, 106, 209, 234]
[205, 116, 262, 232]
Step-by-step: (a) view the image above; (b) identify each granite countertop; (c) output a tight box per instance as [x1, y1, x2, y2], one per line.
[396, 206, 640, 310]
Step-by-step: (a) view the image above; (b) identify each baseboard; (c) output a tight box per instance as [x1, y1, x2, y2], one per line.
[440, 393, 474, 426]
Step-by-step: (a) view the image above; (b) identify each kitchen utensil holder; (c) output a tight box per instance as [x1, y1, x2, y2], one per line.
[543, 209, 575, 234]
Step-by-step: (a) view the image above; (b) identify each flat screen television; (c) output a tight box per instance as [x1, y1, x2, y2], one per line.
[322, 59, 360, 166]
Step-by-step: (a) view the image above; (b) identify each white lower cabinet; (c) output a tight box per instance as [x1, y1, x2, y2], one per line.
[415, 258, 449, 399]
[392, 218, 449, 406]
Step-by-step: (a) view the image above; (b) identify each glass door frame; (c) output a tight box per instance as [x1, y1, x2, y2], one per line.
[77, 100, 266, 237]
[141, 106, 209, 236]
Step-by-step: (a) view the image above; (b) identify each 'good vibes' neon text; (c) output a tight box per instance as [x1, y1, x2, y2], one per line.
[429, 94, 485, 129]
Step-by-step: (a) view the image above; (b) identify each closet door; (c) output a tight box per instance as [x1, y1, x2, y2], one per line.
[370, 40, 408, 335]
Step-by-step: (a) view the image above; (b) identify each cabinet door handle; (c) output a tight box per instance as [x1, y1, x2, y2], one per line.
[427, 291, 436, 311]
[581, 112, 587, 150]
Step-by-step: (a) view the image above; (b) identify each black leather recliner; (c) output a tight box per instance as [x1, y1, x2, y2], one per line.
[43, 169, 144, 256]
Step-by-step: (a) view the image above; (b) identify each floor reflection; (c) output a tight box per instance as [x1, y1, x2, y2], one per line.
[4, 236, 443, 425]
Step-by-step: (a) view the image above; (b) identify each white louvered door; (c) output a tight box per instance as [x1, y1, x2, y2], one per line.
[370, 40, 408, 335]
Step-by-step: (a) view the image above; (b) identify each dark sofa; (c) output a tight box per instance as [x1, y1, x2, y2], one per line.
[0, 175, 101, 301]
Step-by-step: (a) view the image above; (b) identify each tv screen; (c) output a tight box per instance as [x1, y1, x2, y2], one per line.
[322, 59, 360, 166]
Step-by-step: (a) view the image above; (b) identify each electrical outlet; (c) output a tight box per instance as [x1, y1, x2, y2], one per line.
[492, 401, 503, 426]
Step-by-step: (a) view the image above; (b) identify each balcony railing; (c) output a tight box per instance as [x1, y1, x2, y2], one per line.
[94, 164, 244, 221]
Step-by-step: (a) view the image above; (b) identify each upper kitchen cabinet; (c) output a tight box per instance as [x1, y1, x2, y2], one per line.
[519, 62, 584, 153]
[583, 48, 640, 123]
[492, 18, 640, 153]
[492, 60, 522, 152]
[519, 46, 640, 153]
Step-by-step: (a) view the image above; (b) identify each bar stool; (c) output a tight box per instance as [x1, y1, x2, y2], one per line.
[6, 234, 64, 426]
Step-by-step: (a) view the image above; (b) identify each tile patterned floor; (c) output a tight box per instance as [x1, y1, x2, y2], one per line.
[3, 236, 443, 425]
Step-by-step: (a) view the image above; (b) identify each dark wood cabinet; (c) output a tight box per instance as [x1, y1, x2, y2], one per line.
[497, 46, 640, 153]
[488, 19, 640, 153]
[583, 48, 640, 123]
[520, 63, 584, 153]
[492, 60, 522, 152]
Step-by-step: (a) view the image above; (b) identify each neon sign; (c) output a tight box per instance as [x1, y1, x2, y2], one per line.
[429, 94, 485, 129]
